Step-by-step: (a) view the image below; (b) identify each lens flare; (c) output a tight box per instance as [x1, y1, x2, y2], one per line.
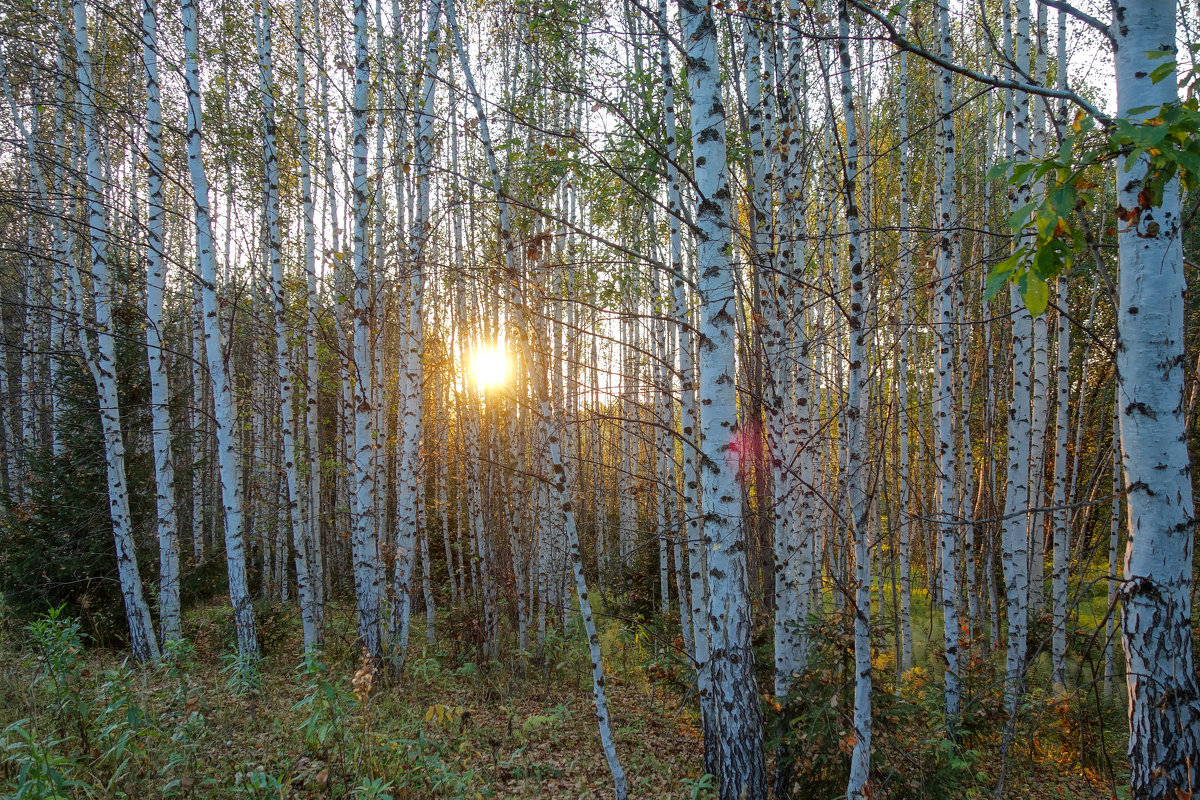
[468, 344, 509, 389]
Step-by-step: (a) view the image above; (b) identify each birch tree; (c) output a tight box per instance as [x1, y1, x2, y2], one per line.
[182, 0, 257, 656]
[141, 0, 180, 647]
[350, 0, 384, 661]
[447, 2, 627, 795]
[1112, 1, 1200, 793]
[680, 1, 766, 796]
[71, 0, 160, 663]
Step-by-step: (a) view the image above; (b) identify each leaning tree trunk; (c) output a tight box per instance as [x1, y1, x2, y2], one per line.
[73, 0, 160, 664]
[1113, 2, 1200, 795]
[182, 0, 257, 656]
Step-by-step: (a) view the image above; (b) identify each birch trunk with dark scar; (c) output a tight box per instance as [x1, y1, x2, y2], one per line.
[1026, 0, 1050, 619]
[657, 0, 714, 765]
[1002, 0, 1033, 711]
[934, 0, 961, 728]
[296, 0, 325, 637]
[1113, 1, 1200, 795]
[838, 0, 872, 794]
[1049, 0, 1071, 689]
[896, 12, 913, 675]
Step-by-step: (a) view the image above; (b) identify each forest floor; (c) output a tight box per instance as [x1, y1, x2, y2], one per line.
[0, 596, 1126, 799]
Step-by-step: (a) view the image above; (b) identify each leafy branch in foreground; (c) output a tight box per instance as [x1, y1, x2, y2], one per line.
[986, 44, 1200, 314]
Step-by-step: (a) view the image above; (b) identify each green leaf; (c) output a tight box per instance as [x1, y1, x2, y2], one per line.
[1032, 242, 1059, 281]
[1009, 161, 1038, 185]
[987, 162, 1009, 182]
[1125, 147, 1147, 171]
[1175, 147, 1200, 189]
[1035, 202, 1059, 238]
[984, 266, 1011, 303]
[1047, 184, 1076, 217]
[1125, 124, 1168, 148]
[1009, 201, 1037, 232]
[1022, 274, 1049, 315]
[984, 247, 1026, 303]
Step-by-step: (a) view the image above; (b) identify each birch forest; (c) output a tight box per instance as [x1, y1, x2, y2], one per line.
[0, 0, 1198, 797]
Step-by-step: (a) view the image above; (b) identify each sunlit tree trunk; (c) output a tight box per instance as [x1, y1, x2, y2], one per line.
[680, 1, 767, 797]
[1113, 3, 1200, 794]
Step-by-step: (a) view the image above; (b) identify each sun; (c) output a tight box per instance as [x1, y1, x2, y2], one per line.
[468, 343, 509, 389]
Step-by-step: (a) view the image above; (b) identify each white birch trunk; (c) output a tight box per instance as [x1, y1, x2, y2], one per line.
[295, 0, 325, 636]
[256, 0, 318, 651]
[69, 0, 160, 664]
[681, 1, 767, 797]
[895, 15, 913, 674]
[934, 0, 961, 727]
[1113, 3, 1200, 793]
[182, 0, 257, 656]
[393, 0, 441, 666]
[1001, 0, 1033, 708]
[350, 0, 383, 661]
[141, 0, 180, 647]
[837, 1, 872, 794]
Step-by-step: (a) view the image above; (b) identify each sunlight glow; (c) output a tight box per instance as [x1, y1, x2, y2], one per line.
[468, 344, 509, 389]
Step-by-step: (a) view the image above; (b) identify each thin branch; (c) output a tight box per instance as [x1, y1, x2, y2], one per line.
[850, 0, 1111, 125]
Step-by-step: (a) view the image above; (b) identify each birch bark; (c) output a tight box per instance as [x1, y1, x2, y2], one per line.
[182, 0, 257, 656]
[680, 1, 767, 796]
[73, 0, 160, 663]
[1113, 2, 1200, 794]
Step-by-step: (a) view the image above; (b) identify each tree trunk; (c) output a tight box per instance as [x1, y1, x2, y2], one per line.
[1113, 2, 1200, 794]
[680, 1, 767, 797]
